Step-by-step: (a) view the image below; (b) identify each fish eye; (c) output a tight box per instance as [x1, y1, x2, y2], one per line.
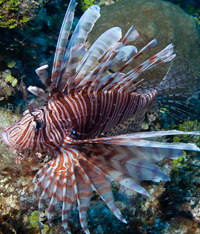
[70, 129, 78, 139]
[32, 120, 43, 131]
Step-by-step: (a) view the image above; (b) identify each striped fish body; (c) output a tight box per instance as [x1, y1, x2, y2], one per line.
[1, 88, 156, 154]
[51, 89, 157, 140]
[1, 1, 200, 233]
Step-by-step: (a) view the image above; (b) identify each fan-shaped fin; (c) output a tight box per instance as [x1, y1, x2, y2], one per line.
[112, 156, 170, 182]
[33, 147, 126, 232]
[33, 129, 200, 232]
[151, 62, 200, 121]
[81, 130, 200, 155]
[79, 157, 127, 223]
[81, 143, 174, 182]
[33, 150, 75, 226]
[81, 151, 150, 197]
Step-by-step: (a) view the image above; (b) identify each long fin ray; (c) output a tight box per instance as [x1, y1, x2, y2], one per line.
[51, 0, 77, 85]
[74, 27, 122, 82]
[58, 5, 101, 93]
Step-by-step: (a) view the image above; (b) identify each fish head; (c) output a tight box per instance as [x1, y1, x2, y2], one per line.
[1, 108, 45, 152]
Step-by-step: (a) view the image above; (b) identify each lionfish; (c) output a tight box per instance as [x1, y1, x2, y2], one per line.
[1, 0, 200, 233]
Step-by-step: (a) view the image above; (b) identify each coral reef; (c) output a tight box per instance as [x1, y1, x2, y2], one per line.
[0, 0, 38, 29]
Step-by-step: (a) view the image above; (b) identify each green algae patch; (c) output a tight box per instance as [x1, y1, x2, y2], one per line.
[0, 69, 18, 101]
[0, 0, 38, 29]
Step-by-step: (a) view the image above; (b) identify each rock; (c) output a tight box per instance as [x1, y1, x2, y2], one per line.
[89, 0, 200, 82]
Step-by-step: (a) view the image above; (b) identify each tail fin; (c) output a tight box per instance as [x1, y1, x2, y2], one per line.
[153, 60, 200, 122]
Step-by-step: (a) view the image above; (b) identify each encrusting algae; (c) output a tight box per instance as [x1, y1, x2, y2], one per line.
[1, 0, 200, 233]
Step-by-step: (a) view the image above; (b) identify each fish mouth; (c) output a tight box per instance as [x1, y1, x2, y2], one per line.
[1, 131, 13, 148]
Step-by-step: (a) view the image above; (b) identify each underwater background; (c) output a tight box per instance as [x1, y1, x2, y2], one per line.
[0, 0, 200, 233]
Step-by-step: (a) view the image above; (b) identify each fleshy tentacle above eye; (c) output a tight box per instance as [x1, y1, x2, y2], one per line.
[33, 131, 200, 233]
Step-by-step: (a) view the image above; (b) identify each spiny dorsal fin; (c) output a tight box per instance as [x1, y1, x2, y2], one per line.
[74, 27, 122, 85]
[51, 0, 77, 85]
[35, 65, 54, 92]
[27, 86, 48, 100]
[58, 4, 101, 93]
